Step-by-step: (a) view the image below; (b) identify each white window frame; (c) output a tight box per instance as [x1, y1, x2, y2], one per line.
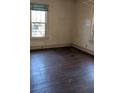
[30, 4, 48, 40]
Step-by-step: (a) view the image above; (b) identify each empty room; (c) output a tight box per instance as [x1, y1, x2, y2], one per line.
[30, 0, 94, 93]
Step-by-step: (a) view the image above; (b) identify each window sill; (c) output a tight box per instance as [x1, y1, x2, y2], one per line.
[30, 36, 49, 40]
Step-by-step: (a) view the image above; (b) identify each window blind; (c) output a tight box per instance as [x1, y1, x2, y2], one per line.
[31, 4, 48, 11]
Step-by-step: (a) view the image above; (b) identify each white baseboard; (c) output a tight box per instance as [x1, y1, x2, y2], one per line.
[30, 43, 71, 50]
[30, 43, 94, 56]
[30, 46, 43, 50]
[71, 43, 94, 56]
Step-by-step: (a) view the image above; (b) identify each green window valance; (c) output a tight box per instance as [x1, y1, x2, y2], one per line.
[31, 4, 48, 11]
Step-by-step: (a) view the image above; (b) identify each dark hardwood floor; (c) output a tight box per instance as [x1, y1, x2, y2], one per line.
[30, 47, 94, 93]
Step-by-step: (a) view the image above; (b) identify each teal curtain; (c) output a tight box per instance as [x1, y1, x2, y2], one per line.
[31, 4, 48, 11]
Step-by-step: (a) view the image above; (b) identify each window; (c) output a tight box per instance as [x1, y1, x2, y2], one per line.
[31, 4, 48, 38]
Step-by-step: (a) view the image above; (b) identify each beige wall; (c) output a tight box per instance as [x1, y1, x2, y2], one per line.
[72, 0, 94, 52]
[30, 0, 76, 48]
[30, 0, 94, 53]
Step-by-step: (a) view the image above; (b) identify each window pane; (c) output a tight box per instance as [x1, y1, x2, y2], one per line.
[32, 23, 45, 37]
[31, 10, 46, 23]
[31, 10, 46, 37]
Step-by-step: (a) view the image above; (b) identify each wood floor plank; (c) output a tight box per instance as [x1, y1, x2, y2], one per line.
[30, 47, 94, 93]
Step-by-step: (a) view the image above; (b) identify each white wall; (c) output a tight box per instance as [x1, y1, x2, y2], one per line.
[30, 0, 76, 48]
[30, 0, 94, 54]
[72, 0, 94, 52]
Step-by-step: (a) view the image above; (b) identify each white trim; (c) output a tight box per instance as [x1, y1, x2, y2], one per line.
[30, 43, 94, 56]
[30, 4, 49, 39]
[30, 43, 71, 50]
[71, 44, 94, 55]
